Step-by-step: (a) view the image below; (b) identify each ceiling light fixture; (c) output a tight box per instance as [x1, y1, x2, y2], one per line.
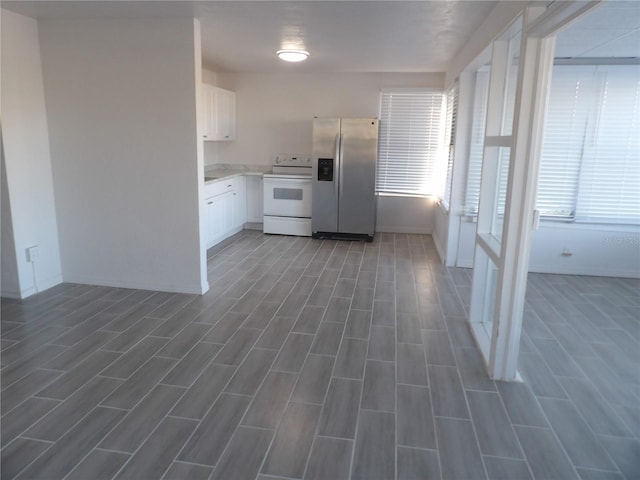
[277, 49, 309, 62]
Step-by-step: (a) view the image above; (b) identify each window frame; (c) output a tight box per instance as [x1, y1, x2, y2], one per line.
[463, 62, 640, 226]
[441, 82, 459, 210]
[376, 88, 446, 197]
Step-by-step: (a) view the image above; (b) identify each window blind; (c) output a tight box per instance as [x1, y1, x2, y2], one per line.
[464, 64, 640, 225]
[442, 82, 459, 210]
[464, 70, 490, 214]
[377, 89, 445, 196]
[537, 64, 640, 224]
[574, 66, 640, 224]
[535, 67, 592, 217]
[495, 146, 511, 222]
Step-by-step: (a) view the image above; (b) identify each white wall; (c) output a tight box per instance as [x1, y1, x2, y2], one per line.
[376, 195, 437, 235]
[1, 150, 20, 297]
[530, 224, 640, 278]
[1, 10, 63, 298]
[454, 220, 640, 278]
[216, 72, 443, 165]
[456, 220, 477, 268]
[445, 2, 525, 87]
[38, 17, 207, 294]
[432, 202, 449, 262]
[211, 71, 444, 234]
[193, 21, 209, 294]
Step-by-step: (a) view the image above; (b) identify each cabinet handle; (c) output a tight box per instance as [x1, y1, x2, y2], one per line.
[227, 184, 232, 188]
[207, 201, 213, 205]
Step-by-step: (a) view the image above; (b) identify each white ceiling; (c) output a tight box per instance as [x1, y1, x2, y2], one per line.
[554, 1, 640, 59]
[195, 1, 499, 72]
[4, 1, 639, 73]
[3, 0, 499, 73]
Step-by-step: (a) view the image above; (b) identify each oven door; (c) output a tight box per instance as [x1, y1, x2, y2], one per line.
[263, 175, 312, 218]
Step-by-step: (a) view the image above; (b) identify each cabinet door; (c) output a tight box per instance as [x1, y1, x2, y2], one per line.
[245, 176, 263, 223]
[211, 87, 223, 140]
[220, 191, 234, 234]
[203, 85, 236, 141]
[221, 89, 236, 141]
[202, 84, 217, 141]
[232, 176, 246, 228]
[206, 191, 233, 247]
[206, 195, 220, 247]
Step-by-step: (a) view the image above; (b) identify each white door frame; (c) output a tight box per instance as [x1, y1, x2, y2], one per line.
[469, 1, 604, 380]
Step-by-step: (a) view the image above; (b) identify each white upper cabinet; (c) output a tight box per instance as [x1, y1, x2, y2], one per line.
[217, 87, 236, 141]
[201, 83, 215, 141]
[202, 83, 236, 142]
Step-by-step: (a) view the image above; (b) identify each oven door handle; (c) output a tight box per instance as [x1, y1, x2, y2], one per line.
[264, 177, 312, 184]
[334, 133, 341, 197]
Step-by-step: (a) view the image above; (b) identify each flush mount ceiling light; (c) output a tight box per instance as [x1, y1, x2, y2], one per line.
[277, 49, 309, 62]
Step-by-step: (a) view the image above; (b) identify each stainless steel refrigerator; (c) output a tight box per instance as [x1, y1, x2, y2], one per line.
[312, 117, 378, 241]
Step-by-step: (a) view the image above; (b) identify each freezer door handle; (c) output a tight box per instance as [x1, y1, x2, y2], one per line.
[334, 133, 341, 197]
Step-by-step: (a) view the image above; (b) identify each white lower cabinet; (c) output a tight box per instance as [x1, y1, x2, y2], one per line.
[204, 176, 248, 249]
[245, 175, 264, 223]
[232, 176, 246, 229]
[206, 191, 234, 248]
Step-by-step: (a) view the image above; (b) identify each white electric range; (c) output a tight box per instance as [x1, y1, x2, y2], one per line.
[263, 155, 312, 236]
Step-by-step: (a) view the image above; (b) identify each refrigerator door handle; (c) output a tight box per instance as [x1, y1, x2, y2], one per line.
[338, 133, 344, 198]
[334, 133, 341, 197]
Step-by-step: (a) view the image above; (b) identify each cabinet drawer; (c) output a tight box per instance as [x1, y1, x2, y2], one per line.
[205, 178, 235, 197]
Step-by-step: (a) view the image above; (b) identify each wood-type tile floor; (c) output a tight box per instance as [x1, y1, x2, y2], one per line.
[1, 232, 638, 479]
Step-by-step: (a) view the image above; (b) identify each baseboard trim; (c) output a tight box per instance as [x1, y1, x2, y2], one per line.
[432, 232, 446, 264]
[453, 262, 639, 278]
[375, 227, 432, 235]
[528, 265, 640, 279]
[1, 274, 63, 299]
[61, 275, 208, 295]
[1, 289, 24, 299]
[243, 222, 263, 231]
[456, 260, 474, 269]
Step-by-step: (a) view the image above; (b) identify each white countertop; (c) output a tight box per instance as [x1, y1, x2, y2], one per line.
[204, 164, 272, 183]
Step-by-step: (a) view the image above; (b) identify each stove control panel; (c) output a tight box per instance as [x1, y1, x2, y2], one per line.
[274, 154, 311, 167]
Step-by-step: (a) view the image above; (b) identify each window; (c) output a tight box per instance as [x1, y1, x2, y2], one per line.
[442, 82, 459, 210]
[464, 68, 490, 214]
[538, 64, 640, 224]
[464, 64, 640, 225]
[377, 89, 445, 196]
[534, 66, 588, 217]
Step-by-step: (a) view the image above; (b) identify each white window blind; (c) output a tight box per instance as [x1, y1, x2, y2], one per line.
[464, 69, 490, 214]
[537, 64, 640, 224]
[495, 146, 511, 225]
[575, 66, 640, 224]
[442, 82, 459, 210]
[377, 89, 445, 196]
[535, 67, 591, 217]
[464, 64, 640, 225]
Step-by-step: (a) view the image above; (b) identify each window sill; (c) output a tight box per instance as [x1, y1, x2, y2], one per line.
[458, 213, 638, 230]
[376, 192, 437, 199]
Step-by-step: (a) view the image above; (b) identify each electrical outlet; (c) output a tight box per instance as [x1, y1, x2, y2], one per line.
[26, 245, 40, 262]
